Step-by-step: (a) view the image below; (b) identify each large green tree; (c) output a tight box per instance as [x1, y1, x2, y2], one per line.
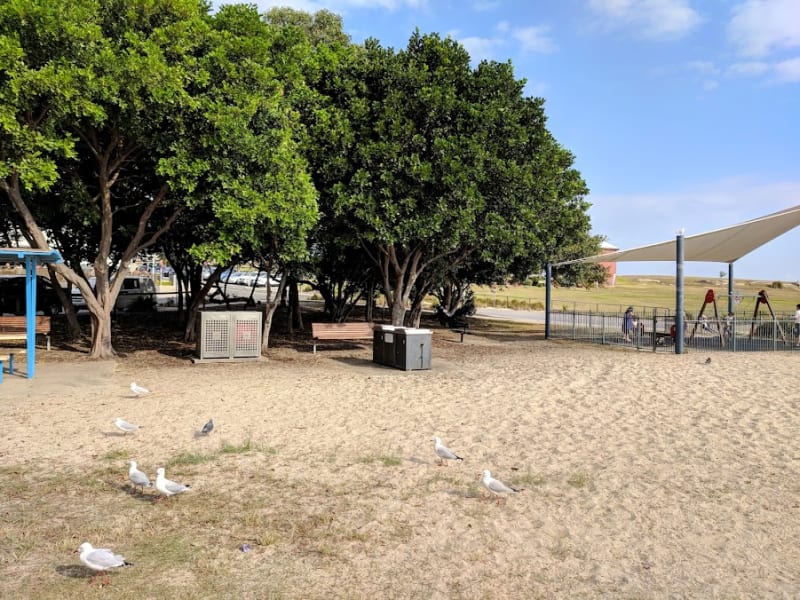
[167, 3, 318, 350]
[1, 0, 316, 356]
[328, 32, 597, 326]
[0, 0, 209, 357]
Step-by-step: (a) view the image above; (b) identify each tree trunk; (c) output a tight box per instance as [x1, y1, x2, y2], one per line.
[46, 265, 82, 339]
[261, 287, 284, 352]
[365, 281, 375, 322]
[289, 280, 303, 331]
[183, 268, 228, 342]
[88, 308, 115, 358]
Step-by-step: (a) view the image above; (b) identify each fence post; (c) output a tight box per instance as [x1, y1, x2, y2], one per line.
[652, 314, 657, 352]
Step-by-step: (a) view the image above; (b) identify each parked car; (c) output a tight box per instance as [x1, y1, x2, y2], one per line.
[0, 275, 63, 315]
[70, 275, 156, 311]
[255, 273, 281, 288]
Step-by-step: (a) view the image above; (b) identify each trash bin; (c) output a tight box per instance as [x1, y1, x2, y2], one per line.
[372, 325, 397, 366]
[394, 327, 432, 371]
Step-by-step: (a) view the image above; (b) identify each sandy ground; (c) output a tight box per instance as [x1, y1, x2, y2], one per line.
[1, 332, 799, 598]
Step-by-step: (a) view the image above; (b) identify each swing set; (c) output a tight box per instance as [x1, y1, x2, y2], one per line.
[688, 288, 787, 344]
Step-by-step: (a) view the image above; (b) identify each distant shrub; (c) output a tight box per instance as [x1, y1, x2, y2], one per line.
[770, 281, 783, 289]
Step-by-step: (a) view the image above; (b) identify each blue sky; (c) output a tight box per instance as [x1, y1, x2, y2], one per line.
[219, 0, 800, 281]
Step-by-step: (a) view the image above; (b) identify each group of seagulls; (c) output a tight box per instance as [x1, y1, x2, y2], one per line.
[115, 382, 213, 437]
[82, 381, 522, 584]
[79, 383, 209, 584]
[127, 461, 191, 499]
[433, 436, 524, 504]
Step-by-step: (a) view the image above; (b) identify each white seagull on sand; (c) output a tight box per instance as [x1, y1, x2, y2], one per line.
[481, 469, 523, 504]
[114, 417, 141, 434]
[76, 541, 132, 585]
[433, 437, 463, 466]
[155, 467, 191, 498]
[127, 460, 151, 494]
[130, 382, 149, 396]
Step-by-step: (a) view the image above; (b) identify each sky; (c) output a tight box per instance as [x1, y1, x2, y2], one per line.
[216, 0, 800, 281]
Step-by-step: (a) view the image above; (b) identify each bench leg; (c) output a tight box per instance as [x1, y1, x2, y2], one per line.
[46, 335, 50, 351]
[0, 360, 3, 383]
[7, 353, 13, 374]
[313, 342, 317, 354]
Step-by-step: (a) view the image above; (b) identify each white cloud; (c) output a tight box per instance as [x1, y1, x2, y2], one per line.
[456, 21, 557, 62]
[685, 60, 719, 76]
[588, 0, 703, 40]
[513, 25, 557, 53]
[459, 35, 503, 62]
[238, 0, 428, 13]
[472, 0, 500, 11]
[728, 0, 800, 57]
[774, 56, 800, 82]
[726, 61, 771, 77]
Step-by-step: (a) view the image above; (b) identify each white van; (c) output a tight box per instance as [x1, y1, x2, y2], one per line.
[71, 275, 156, 311]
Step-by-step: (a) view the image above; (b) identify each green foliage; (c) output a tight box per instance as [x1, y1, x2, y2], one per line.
[314, 31, 595, 324]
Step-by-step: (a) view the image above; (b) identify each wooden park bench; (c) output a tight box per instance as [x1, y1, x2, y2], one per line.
[0, 349, 24, 383]
[311, 322, 374, 354]
[0, 315, 52, 350]
[434, 306, 470, 342]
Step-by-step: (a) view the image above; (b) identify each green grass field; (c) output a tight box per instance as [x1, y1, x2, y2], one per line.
[472, 275, 800, 316]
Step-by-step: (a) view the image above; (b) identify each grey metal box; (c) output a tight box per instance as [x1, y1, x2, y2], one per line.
[372, 325, 398, 366]
[197, 311, 262, 360]
[393, 328, 432, 371]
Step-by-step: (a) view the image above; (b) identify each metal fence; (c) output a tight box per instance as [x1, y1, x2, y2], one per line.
[548, 307, 800, 353]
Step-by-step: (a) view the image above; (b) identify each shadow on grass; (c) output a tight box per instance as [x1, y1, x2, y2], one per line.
[54, 564, 93, 579]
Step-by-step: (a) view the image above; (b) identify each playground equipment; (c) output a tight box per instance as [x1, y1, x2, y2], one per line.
[688, 288, 788, 345]
[688, 289, 724, 345]
[748, 289, 787, 343]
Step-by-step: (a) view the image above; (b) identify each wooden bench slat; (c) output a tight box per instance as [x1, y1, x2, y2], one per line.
[311, 322, 374, 353]
[0, 316, 51, 350]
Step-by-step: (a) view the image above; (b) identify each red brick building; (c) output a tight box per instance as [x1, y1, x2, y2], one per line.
[599, 241, 619, 286]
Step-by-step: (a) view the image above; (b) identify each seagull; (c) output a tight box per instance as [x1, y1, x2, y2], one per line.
[155, 467, 191, 499]
[433, 437, 463, 466]
[76, 541, 132, 585]
[114, 417, 141, 434]
[130, 382, 149, 396]
[704, 357, 712, 364]
[200, 418, 214, 435]
[481, 469, 523, 505]
[128, 460, 151, 494]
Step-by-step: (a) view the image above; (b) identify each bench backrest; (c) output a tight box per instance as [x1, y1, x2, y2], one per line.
[311, 322, 374, 338]
[0, 315, 52, 334]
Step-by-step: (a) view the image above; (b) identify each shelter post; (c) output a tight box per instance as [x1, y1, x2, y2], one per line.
[728, 263, 734, 316]
[25, 256, 38, 377]
[545, 263, 552, 339]
[675, 232, 684, 354]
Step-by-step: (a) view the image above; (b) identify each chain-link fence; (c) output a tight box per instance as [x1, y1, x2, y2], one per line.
[548, 306, 800, 353]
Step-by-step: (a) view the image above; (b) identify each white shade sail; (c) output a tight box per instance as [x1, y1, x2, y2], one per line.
[554, 204, 800, 266]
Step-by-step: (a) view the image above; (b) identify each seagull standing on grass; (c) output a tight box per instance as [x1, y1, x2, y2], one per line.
[433, 437, 463, 466]
[155, 467, 191, 499]
[481, 469, 523, 504]
[76, 542, 132, 585]
[114, 417, 141, 434]
[200, 418, 214, 435]
[128, 460, 151, 494]
[130, 382, 149, 396]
